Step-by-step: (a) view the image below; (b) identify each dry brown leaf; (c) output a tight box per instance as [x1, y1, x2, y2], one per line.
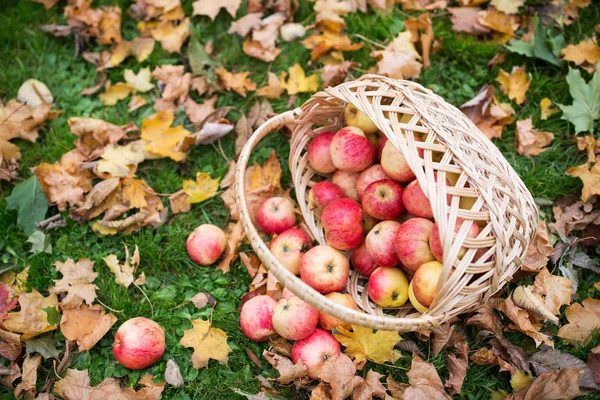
[3, 290, 59, 340]
[53, 369, 91, 400]
[192, 0, 241, 20]
[242, 13, 286, 62]
[165, 359, 184, 387]
[150, 18, 190, 53]
[180, 318, 231, 369]
[460, 84, 515, 140]
[189, 292, 216, 309]
[515, 117, 554, 156]
[387, 374, 408, 398]
[103, 244, 144, 289]
[228, 13, 264, 37]
[321, 61, 357, 88]
[256, 72, 285, 99]
[496, 297, 553, 347]
[370, 31, 422, 80]
[540, 98, 559, 120]
[490, 0, 525, 14]
[314, 0, 352, 32]
[216, 221, 244, 273]
[190, 76, 209, 97]
[67, 117, 137, 160]
[280, 64, 320, 95]
[522, 221, 553, 272]
[399, 0, 447, 10]
[318, 352, 363, 399]
[168, 190, 191, 214]
[561, 38, 600, 73]
[131, 37, 155, 62]
[302, 28, 363, 62]
[17, 79, 53, 108]
[470, 347, 515, 374]
[478, 8, 519, 39]
[577, 135, 600, 162]
[216, 69, 256, 97]
[14, 354, 42, 400]
[445, 341, 469, 395]
[352, 370, 387, 400]
[220, 160, 236, 190]
[557, 298, 600, 343]
[533, 267, 573, 316]
[0, 329, 22, 361]
[152, 65, 191, 109]
[82, 71, 108, 96]
[551, 197, 600, 238]
[99, 81, 132, 106]
[507, 368, 584, 400]
[29, 0, 59, 9]
[32, 160, 93, 211]
[263, 350, 309, 384]
[403, 355, 451, 399]
[431, 323, 456, 357]
[0, 361, 21, 388]
[49, 258, 98, 309]
[60, 304, 117, 351]
[567, 156, 600, 202]
[404, 13, 434, 69]
[141, 110, 191, 161]
[184, 96, 218, 125]
[496, 66, 530, 105]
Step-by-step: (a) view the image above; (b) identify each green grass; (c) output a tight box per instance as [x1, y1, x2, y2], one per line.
[1, 0, 599, 399]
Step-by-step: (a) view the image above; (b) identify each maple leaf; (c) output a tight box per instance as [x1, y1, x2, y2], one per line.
[561, 38, 600, 73]
[184, 96, 218, 125]
[557, 298, 600, 343]
[317, 352, 363, 399]
[192, 0, 241, 20]
[129, 95, 148, 112]
[1, 267, 30, 295]
[353, 370, 387, 399]
[514, 117, 554, 156]
[228, 13, 263, 37]
[131, 37, 155, 62]
[150, 18, 190, 53]
[370, 31, 422, 80]
[124, 67, 154, 93]
[182, 172, 220, 204]
[99, 81, 132, 106]
[577, 134, 600, 162]
[551, 197, 600, 237]
[68, 117, 137, 160]
[496, 297, 553, 347]
[445, 341, 469, 395]
[490, 0, 525, 14]
[314, 0, 352, 32]
[263, 350, 309, 384]
[96, 140, 146, 178]
[180, 318, 231, 369]
[216, 221, 244, 273]
[470, 347, 515, 374]
[24, 334, 60, 360]
[256, 72, 285, 99]
[403, 355, 451, 399]
[14, 354, 42, 400]
[321, 61, 357, 88]
[448, 7, 490, 34]
[216, 69, 257, 97]
[477, 8, 519, 39]
[49, 258, 98, 309]
[141, 110, 191, 161]
[540, 98, 559, 120]
[242, 13, 286, 62]
[60, 304, 117, 351]
[496, 66, 531, 105]
[103, 244, 145, 289]
[0, 329, 22, 361]
[460, 84, 515, 140]
[151, 65, 191, 110]
[3, 290, 59, 340]
[33, 160, 92, 211]
[533, 267, 574, 315]
[566, 156, 600, 202]
[522, 221, 554, 272]
[333, 324, 401, 365]
[559, 65, 600, 133]
[404, 13, 434, 69]
[280, 64, 320, 95]
[507, 368, 584, 400]
[302, 29, 363, 62]
[6, 176, 49, 235]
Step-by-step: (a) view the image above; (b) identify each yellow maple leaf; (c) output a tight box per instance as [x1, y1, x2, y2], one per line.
[131, 37, 155, 62]
[192, 0, 242, 20]
[561, 38, 600, 73]
[302, 29, 363, 61]
[370, 31, 423, 80]
[141, 111, 191, 162]
[99, 81, 132, 106]
[103, 244, 144, 289]
[96, 141, 146, 178]
[3, 289, 60, 340]
[496, 66, 530, 105]
[216, 68, 257, 97]
[180, 318, 231, 369]
[333, 324, 402, 365]
[0, 266, 30, 294]
[97, 6, 122, 45]
[540, 98, 559, 120]
[246, 151, 282, 191]
[124, 67, 154, 93]
[280, 64, 320, 95]
[49, 258, 98, 309]
[182, 172, 220, 204]
[150, 18, 190, 54]
[566, 156, 600, 202]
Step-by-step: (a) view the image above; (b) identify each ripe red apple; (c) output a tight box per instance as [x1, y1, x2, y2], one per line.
[394, 217, 435, 275]
[361, 179, 405, 220]
[272, 295, 319, 341]
[362, 210, 379, 234]
[299, 245, 350, 294]
[430, 218, 480, 262]
[368, 267, 409, 308]
[411, 261, 443, 309]
[330, 126, 375, 173]
[113, 317, 165, 370]
[380, 135, 423, 183]
[270, 228, 312, 275]
[350, 241, 379, 277]
[344, 103, 378, 134]
[318, 292, 359, 331]
[308, 181, 346, 211]
[332, 170, 359, 201]
[281, 287, 295, 299]
[307, 131, 336, 174]
[292, 328, 341, 378]
[376, 136, 387, 162]
[240, 295, 277, 342]
[321, 198, 363, 250]
[356, 164, 389, 201]
[256, 197, 296, 235]
[402, 177, 450, 219]
[366, 220, 401, 267]
[186, 224, 227, 266]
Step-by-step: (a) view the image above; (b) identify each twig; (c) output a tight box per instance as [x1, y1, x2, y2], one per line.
[134, 282, 154, 318]
[36, 214, 67, 232]
[354, 34, 387, 49]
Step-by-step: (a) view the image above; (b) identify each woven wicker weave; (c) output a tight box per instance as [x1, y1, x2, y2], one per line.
[234, 75, 538, 332]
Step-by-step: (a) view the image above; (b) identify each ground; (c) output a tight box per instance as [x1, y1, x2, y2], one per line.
[0, 0, 599, 399]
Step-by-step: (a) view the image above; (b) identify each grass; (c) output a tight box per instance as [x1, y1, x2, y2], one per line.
[0, 0, 599, 399]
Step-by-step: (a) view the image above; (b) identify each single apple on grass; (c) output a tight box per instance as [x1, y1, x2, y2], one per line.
[344, 103, 378, 134]
[366, 220, 402, 267]
[362, 179, 405, 220]
[410, 261, 443, 309]
[307, 131, 336, 174]
[350, 241, 379, 277]
[272, 295, 319, 341]
[394, 217, 435, 275]
[367, 267, 409, 308]
[321, 198, 363, 250]
[332, 170, 359, 201]
[330, 126, 375, 173]
[256, 197, 296, 235]
[186, 224, 227, 266]
[292, 328, 341, 378]
[113, 317, 165, 370]
[308, 181, 346, 211]
[380, 135, 424, 183]
[270, 228, 312, 275]
[240, 295, 278, 342]
[318, 292, 359, 331]
[355, 164, 389, 201]
[430, 218, 480, 262]
[299, 245, 350, 294]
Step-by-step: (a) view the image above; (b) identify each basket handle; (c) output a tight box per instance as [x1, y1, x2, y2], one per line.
[234, 110, 438, 332]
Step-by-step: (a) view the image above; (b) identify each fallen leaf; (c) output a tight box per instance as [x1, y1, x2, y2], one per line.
[404, 13, 434, 69]
[220, 160, 237, 190]
[256, 72, 285, 99]
[507, 368, 584, 400]
[124, 68, 154, 93]
[24, 334, 60, 360]
[403, 355, 451, 399]
[60, 304, 117, 352]
[557, 298, 600, 344]
[4, 290, 59, 340]
[533, 267, 573, 316]
[96, 140, 146, 178]
[566, 156, 600, 202]
[184, 96, 218, 125]
[302, 28, 363, 62]
[561, 38, 600, 73]
[280, 64, 320, 95]
[470, 347, 515, 374]
[490, 0, 524, 14]
[496, 297, 553, 347]
[496, 66, 531, 105]
[531, 347, 599, 391]
[52, 369, 91, 400]
[128, 95, 148, 112]
[49, 258, 98, 309]
[141, 110, 191, 161]
[150, 18, 190, 53]
[228, 13, 263, 37]
[68, 117, 137, 160]
[445, 341, 469, 395]
[17, 79, 53, 108]
[448, 7, 490, 34]
[512, 286, 557, 324]
[522, 221, 553, 272]
[280, 23, 306, 42]
[514, 117, 554, 156]
[1, 267, 29, 295]
[99, 81, 132, 106]
[478, 8, 519, 39]
[333, 325, 401, 365]
[182, 172, 220, 204]
[318, 352, 363, 399]
[352, 370, 387, 400]
[14, 354, 42, 400]
[321, 61, 356, 88]
[387, 374, 408, 398]
[165, 359, 184, 387]
[168, 190, 191, 214]
[0, 361, 21, 388]
[460, 84, 515, 140]
[131, 37, 155, 62]
[577, 135, 600, 162]
[216, 221, 244, 273]
[242, 13, 286, 62]
[551, 197, 600, 237]
[558, 65, 600, 134]
[0, 330, 22, 361]
[180, 318, 231, 369]
[152, 64, 192, 110]
[540, 98, 559, 120]
[216, 69, 256, 97]
[314, 0, 352, 32]
[192, 0, 241, 20]
[0, 282, 18, 323]
[28, 0, 58, 9]
[103, 244, 144, 289]
[189, 292, 216, 309]
[33, 160, 93, 211]
[370, 31, 422, 80]
[263, 350, 309, 384]
[588, 345, 600, 385]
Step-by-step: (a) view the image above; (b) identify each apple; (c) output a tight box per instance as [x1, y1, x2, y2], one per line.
[366, 220, 401, 267]
[272, 295, 319, 341]
[361, 179, 405, 220]
[394, 217, 435, 275]
[292, 328, 341, 378]
[330, 126, 375, 172]
[350, 241, 379, 277]
[308, 181, 346, 211]
[408, 281, 429, 313]
[299, 245, 350, 294]
[367, 267, 409, 308]
[430, 218, 480, 262]
[281, 287, 295, 299]
[380, 135, 424, 183]
[240, 295, 278, 342]
[307, 131, 336, 174]
[332, 170, 359, 201]
[376, 136, 387, 162]
[402, 177, 450, 219]
[186, 224, 227, 266]
[362, 210, 379, 234]
[410, 261, 443, 309]
[321, 198, 363, 250]
[344, 103, 378, 134]
[356, 164, 389, 201]
[113, 317, 165, 370]
[256, 197, 296, 235]
[318, 292, 359, 331]
[270, 227, 312, 275]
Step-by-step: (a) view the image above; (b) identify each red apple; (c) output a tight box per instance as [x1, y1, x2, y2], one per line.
[330, 126, 375, 173]
[394, 217, 435, 275]
[380, 135, 423, 183]
[272, 295, 319, 341]
[362, 179, 405, 220]
[408, 281, 428, 313]
[350, 241, 379, 277]
[366, 220, 401, 267]
[292, 328, 341, 378]
[356, 164, 389, 201]
[367, 267, 409, 308]
[411, 261, 443, 308]
[256, 197, 296, 235]
[113, 317, 165, 370]
[307, 131, 336, 174]
[318, 292, 359, 331]
[270, 228, 312, 275]
[240, 295, 277, 342]
[321, 198, 363, 250]
[308, 181, 346, 211]
[332, 170, 359, 201]
[376, 136, 387, 162]
[281, 287, 295, 299]
[362, 210, 379, 234]
[402, 177, 450, 220]
[430, 218, 480, 262]
[186, 224, 227, 266]
[300, 245, 350, 294]
[344, 103, 378, 134]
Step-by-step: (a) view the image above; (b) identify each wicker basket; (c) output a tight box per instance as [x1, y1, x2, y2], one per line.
[234, 75, 538, 332]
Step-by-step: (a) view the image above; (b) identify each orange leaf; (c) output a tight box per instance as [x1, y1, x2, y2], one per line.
[496, 66, 530, 105]
[566, 156, 600, 202]
[514, 117, 554, 156]
[216, 69, 256, 97]
[561, 38, 600, 73]
[60, 304, 117, 351]
[557, 298, 600, 344]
